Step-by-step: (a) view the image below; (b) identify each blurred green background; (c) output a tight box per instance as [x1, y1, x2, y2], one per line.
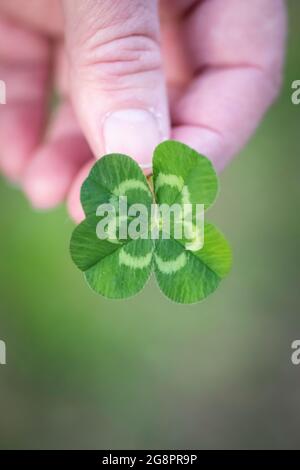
[0, 1, 300, 450]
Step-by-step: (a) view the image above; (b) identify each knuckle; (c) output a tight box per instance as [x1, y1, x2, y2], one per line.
[72, 33, 163, 89]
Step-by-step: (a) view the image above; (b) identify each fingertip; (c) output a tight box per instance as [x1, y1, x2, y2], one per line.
[0, 150, 26, 183]
[22, 147, 72, 210]
[22, 156, 65, 210]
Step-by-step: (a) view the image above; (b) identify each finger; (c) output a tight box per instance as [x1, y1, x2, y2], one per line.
[0, 16, 50, 181]
[0, 0, 63, 36]
[22, 102, 93, 209]
[63, 0, 170, 169]
[159, 0, 195, 90]
[171, 0, 287, 171]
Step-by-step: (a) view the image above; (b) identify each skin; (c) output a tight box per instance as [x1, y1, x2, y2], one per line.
[0, 0, 286, 222]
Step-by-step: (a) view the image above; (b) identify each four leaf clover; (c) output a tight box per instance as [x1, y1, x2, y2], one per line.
[70, 140, 232, 304]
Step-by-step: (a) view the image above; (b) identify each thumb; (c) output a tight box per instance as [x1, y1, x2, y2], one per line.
[63, 0, 170, 170]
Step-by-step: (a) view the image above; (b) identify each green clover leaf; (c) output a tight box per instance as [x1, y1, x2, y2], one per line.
[70, 141, 232, 303]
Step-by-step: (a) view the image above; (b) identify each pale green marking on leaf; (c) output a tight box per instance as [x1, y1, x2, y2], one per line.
[155, 252, 187, 274]
[71, 219, 154, 298]
[119, 248, 153, 269]
[154, 238, 219, 304]
[81, 154, 152, 217]
[154, 222, 231, 304]
[155, 173, 184, 192]
[112, 179, 151, 197]
[153, 140, 218, 210]
[183, 220, 204, 252]
[181, 185, 191, 205]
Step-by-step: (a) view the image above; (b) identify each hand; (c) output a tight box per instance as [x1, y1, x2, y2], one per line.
[0, 0, 286, 221]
